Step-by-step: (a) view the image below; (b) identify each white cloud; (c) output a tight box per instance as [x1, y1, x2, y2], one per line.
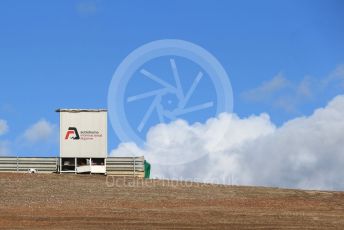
[0, 140, 10, 156]
[110, 95, 344, 190]
[296, 76, 313, 98]
[0, 119, 8, 135]
[112, 113, 275, 166]
[23, 119, 56, 143]
[241, 73, 289, 102]
[76, 0, 99, 16]
[324, 64, 344, 88]
[241, 65, 344, 113]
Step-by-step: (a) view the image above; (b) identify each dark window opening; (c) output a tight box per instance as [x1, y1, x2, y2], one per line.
[61, 158, 75, 171]
[77, 158, 90, 166]
[92, 158, 105, 166]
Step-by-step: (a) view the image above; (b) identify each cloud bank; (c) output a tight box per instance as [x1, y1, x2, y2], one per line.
[111, 95, 344, 190]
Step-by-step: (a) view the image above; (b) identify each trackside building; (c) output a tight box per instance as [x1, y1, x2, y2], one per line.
[56, 109, 107, 174]
[0, 109, 147, 177]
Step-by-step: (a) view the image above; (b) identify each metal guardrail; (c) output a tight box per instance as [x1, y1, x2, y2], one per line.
[0, 157, 58, 173]
[106, 156, 145, 177]
[0, 156, 145, 177]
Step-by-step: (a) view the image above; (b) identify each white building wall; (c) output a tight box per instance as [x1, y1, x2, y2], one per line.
[59, 110, 107, 158]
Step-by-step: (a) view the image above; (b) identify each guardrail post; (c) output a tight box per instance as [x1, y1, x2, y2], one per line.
[133, 156, 136, 177]
[16, 155, 19, 172]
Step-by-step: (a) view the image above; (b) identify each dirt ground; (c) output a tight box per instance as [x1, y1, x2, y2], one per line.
[0, 173, 343, 229]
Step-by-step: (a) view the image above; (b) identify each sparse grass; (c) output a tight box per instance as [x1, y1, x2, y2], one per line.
[0, 173, 343, 229]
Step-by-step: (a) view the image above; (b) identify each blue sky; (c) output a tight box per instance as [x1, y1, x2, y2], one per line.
[0, 0, 344, 157]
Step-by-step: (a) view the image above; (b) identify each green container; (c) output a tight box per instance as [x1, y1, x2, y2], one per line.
[144, 160, 151, 179]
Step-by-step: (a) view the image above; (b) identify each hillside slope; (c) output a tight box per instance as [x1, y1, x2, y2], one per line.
[0, 173, 343, 229]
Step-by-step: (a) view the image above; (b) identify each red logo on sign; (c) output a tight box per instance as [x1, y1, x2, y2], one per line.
[64, 127, 80, 140]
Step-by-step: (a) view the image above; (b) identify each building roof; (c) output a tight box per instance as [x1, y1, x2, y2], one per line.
[55, 109, 107, 112]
